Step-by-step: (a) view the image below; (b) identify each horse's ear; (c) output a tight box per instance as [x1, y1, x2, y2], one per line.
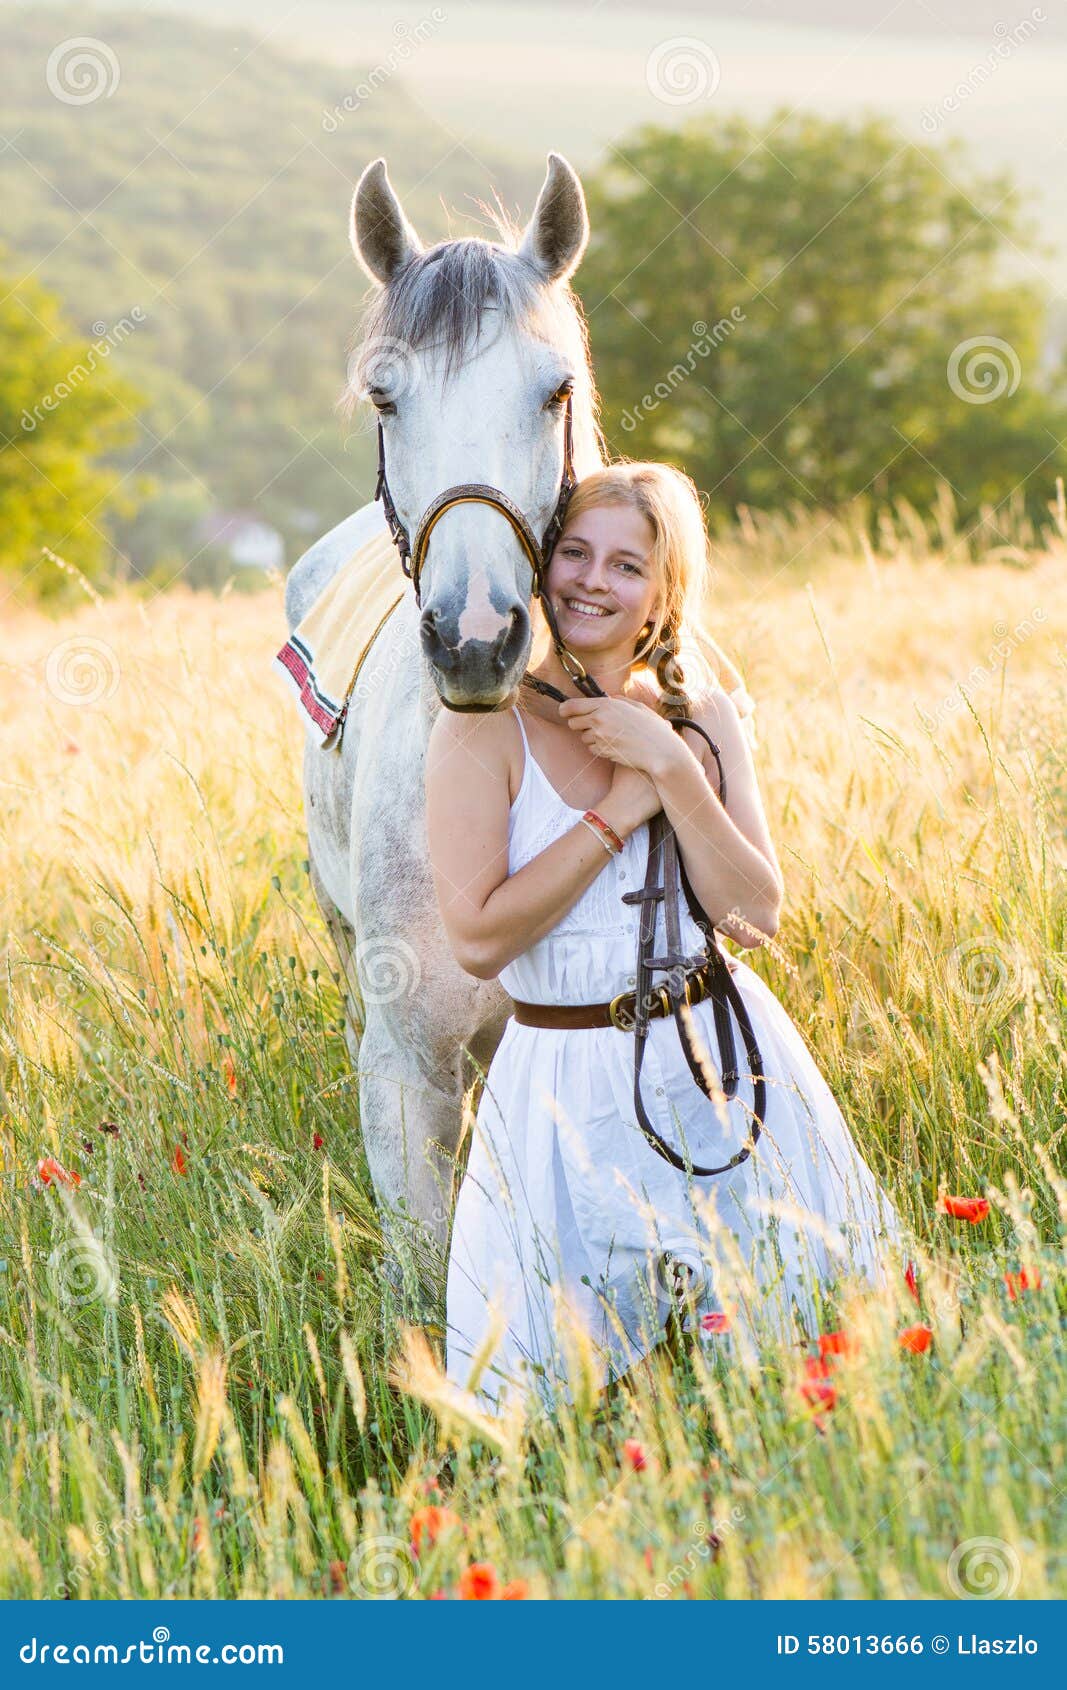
[351, 158, 423, 284]
[518, 153, 589, 283]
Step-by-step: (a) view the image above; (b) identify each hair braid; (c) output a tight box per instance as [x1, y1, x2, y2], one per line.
[647, 621, 693, 723]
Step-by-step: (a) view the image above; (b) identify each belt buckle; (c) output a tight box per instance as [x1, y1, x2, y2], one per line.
[608, 990, 636, 1031]
[652, 984, 672, 1019]
[685, 965, 708, 1007]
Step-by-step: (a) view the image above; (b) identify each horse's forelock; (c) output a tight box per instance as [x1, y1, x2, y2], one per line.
[356, 238, 581, 382]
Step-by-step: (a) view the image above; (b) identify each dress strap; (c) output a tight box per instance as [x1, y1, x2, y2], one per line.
[511, 704, 532, 757]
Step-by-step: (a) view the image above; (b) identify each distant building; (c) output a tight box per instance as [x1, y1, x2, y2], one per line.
[198, 510, 285, 571]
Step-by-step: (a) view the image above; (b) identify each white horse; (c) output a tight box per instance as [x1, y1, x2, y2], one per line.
[283, 154, 604, 1307]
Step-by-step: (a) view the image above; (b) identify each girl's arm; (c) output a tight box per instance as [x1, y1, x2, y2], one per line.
[425, 710, 657, 981]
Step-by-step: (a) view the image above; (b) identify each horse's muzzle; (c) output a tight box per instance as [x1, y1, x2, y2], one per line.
[420, 603, 531, 709]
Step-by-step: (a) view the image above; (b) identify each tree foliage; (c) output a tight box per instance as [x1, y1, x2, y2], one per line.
[577, 113, 1067, 525]
[0, 272, 140, 597]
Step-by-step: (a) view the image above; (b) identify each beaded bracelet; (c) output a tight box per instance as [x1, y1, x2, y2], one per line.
[580, 809, 624, 856]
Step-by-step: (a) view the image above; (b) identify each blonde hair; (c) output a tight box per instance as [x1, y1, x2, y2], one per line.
[550, 461, 742, 719]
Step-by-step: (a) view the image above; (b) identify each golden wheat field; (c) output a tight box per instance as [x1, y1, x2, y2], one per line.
[0, 506, 1065, 1599]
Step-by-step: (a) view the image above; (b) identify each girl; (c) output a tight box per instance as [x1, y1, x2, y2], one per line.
[425, 462, 902, 1415]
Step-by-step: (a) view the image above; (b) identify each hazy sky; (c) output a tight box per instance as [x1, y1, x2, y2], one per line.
[15, 0, 1067, 284]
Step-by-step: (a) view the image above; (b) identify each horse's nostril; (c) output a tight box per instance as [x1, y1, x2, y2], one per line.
[492, 606, 528, 673]
[419, 607, 455, 671]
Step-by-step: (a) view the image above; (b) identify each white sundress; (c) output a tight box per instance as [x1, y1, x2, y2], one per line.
[445, 705, 904, 1415]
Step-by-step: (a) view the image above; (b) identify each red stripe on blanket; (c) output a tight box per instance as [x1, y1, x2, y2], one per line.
[275, 640, 342, 737]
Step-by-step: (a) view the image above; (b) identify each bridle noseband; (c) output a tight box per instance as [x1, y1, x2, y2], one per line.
[374, 392, 576, 616]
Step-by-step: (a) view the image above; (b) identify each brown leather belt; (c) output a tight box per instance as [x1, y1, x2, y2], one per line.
[511, 958, 730, 1031]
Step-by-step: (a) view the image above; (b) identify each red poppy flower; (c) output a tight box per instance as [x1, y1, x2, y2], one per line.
[190, 1515, 204, 1552]
[171, 1145, 188, 1176]
[99, 1121, 120, 1136]
[701, 1311, 731, 1334]
[313, 1133, 325, 1151]
[817, 1329, 857, 1361]
[501, 1579, 528, 1599]
[937, 1194, 989, 1222]
[1005, 1267, 1042, 1300]
[904, 1260, 919, 1304]
[643, 1545, 655, 1572]
[622, 1438, 648, 1471]
[897, 1324, 933, 1354]
[37, 1157, 81, 1189]
[328, 1559, 347, 1594]
[799, 1355, 838, 1414]
[458, 1561, 499, 1600]
[410, 1504, 461, 1556]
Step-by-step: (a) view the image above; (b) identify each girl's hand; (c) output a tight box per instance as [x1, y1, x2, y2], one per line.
[608, 762, 663, 828]
[557, 695, 687, 781]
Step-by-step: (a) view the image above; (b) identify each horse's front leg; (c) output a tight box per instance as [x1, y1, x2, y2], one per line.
[356, 998, 504, 1327]
[358, 1008, 459, 1271]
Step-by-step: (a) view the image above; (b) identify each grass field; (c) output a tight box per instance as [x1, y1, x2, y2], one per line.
[1, 507, 1065, 1599]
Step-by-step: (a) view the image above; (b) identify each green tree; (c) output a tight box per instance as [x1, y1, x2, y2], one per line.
[0, 273, 141, 599]
[578, 113, 1067, 524]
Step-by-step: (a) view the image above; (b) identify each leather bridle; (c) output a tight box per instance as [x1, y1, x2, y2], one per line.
[374, 392, 576, 611]
[374, 391, 765, 1178]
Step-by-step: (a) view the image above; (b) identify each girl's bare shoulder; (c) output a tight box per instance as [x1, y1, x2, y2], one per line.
[426, 701, 522, 801]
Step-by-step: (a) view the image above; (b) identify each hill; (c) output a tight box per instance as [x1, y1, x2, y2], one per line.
[0, 4, 521, 579]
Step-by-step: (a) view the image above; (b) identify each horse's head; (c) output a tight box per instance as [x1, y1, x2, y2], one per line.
[349, 153, 600, 711]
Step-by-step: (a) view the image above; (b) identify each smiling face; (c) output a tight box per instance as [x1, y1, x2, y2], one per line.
[546, 502, 661, 662]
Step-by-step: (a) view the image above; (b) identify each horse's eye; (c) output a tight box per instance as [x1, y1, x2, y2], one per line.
[546, 380, 574, 409]
[367, 389, 397, 415]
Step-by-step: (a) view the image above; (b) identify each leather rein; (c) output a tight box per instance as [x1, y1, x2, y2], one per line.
[375, 395, 766, 1178]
